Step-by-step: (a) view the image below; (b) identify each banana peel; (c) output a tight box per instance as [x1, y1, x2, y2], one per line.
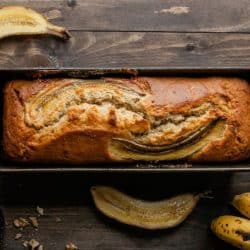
[91, 186, 200, 230]
[232, 193, 250, 219]
[0, 6, 70, 40]
[211, 215, 250, 250]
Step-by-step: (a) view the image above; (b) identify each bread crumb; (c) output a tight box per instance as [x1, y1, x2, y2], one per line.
[37, 245, 44, 250]
[27, 239, 40, 249]
[23, 241, 28, 247]
[13, 217, 29, 228]
[15, 233, 22, 240]
[29, 217, 39, 228]
[36, 206, 44, 216]
[65, 242, 78, 250]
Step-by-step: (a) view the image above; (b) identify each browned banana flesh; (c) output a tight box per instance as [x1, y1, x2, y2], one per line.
[113, 119, 217, 154]
[0, 6, 70, 40]
[109, 119, 225, 161]
[91, 186, 201, 230]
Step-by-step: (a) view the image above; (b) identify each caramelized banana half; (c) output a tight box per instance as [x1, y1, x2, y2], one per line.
[91, 186, 200, 230]
[0, 6, 70, 39]
[109, 119, 225, 161]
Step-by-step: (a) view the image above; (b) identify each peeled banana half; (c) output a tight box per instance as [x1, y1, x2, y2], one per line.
[232, 193, 250, 219]
[0, 6, 70, 39]
[211, 215, 250, 250]
[91, 186, 200, 230]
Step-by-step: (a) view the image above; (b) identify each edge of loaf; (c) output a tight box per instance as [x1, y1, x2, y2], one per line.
[3, 77, 250, 164]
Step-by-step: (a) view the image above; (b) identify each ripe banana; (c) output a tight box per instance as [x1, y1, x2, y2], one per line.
[232, 193, 250, 219]
[91, 186, 200, 230]
[211, 215, 250, 250]
[0, 6, 70, 40]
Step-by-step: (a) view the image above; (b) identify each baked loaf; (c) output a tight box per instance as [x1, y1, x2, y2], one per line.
[3, 77, 250, 164]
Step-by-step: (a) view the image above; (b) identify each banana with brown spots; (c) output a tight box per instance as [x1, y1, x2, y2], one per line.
[233, 193, 250, 219]
[211, 215, 250, 249]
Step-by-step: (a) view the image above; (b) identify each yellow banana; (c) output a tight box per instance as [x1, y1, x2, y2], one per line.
[0, 6, 70, 40]
[91, 186, 200, 230]
[233, 193, 250, 219]
[211, 215, 250, 249]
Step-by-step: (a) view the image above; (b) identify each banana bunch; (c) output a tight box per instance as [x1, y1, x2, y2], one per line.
[0, 6, 70, 40]
[91, 186, 201, 230]
[211, 193, 250, 249]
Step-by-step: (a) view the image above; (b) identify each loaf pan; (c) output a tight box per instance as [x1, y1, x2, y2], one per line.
[1, 68, 250, 173]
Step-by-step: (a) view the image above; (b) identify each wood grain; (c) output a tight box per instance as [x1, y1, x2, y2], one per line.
[0, 173, 246, 250]
[0, 32, 250, 70]
[0, 0, 250, 249]
[0, 0, 250, 32]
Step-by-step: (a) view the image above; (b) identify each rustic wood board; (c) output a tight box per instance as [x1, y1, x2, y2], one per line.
[0, 0, 249, 249]
[0, 173, 248, 250]
[0, 0, 249, 32]
[1, 32, 250, 69]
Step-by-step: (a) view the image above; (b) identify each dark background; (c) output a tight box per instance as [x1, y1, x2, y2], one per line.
[1, 0, 250, 249]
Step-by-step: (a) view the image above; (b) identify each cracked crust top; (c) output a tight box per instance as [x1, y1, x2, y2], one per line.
[3, 77, 250, 164]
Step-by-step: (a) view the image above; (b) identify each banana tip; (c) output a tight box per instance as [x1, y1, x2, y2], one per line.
[63, 29, 71, 40]
[90, 186, 97, 193]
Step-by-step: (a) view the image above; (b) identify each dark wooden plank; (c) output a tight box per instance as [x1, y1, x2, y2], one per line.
[0, 0, 249, 249]
[2, 204, 229, 250]
[0, 173, 248, 250]
[0, 0, 250, 32]
[1, 32, 250, 70]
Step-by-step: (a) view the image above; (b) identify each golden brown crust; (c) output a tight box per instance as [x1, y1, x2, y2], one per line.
[3, 77, 250, 164]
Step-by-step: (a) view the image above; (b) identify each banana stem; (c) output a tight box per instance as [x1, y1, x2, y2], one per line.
[47, 24, 71, 40]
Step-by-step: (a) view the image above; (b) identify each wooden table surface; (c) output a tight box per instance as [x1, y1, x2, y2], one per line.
[1, 0, 250, 249]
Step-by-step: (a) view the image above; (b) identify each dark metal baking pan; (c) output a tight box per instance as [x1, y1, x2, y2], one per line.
[1, 163, 250, 173]
[1, 68, 250, 173]
[2, 67, 250, 78]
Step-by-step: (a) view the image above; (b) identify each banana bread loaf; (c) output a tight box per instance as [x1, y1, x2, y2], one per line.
[3, 77, 250, 163]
